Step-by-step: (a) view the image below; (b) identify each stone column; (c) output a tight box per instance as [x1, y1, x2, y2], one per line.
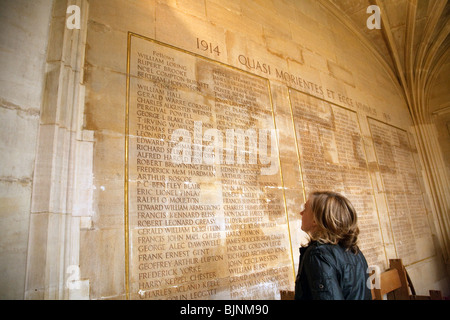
[25, 0, 91, 300]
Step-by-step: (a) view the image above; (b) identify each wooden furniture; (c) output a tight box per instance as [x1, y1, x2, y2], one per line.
[372, 267, 405, 300]
[371, 259, 443, 300]
[280, 290, 295, 300]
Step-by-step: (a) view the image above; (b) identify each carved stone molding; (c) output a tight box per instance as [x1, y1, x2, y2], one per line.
[25, 0, 91, 300]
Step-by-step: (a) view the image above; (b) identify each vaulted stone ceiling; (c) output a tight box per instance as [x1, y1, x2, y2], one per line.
[319, 0, 450, 118]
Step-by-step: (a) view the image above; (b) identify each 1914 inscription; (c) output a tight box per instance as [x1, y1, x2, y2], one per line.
[126, 34, 293, 300]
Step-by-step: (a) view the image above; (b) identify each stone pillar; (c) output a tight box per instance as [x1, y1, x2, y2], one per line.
[412, 119, 450, 263]
[25, 0, 91, 300]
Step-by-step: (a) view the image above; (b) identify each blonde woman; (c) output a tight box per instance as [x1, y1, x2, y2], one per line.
[295, 191, 371, 300]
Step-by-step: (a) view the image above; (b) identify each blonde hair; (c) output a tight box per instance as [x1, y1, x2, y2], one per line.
[308, 191, 360, 254]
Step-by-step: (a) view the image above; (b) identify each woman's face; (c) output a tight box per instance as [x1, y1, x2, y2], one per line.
[300, 198, 316, 233]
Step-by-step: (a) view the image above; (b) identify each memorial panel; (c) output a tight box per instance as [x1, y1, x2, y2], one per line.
[126, 33, 293, 300]
[368, 118, 434, 265]
[288, 89, 386, 267]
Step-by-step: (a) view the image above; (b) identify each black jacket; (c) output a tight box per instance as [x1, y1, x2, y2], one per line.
[295, 241, 371, 300]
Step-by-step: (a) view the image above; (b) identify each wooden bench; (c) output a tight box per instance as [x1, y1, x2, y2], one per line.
[371, 259, 443, 300]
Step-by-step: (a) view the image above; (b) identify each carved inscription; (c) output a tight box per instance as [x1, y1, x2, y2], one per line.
[289, 89, 385, 267]
[127, 34, 293, 299]
[368, 119, 433, 265]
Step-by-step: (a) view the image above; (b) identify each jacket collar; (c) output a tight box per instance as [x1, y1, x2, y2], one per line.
[299, 240, 318, 255]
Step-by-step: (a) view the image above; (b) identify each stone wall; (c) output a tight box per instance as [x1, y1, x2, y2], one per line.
[1, 0, 448, 299]
[0, 0, 53, 300]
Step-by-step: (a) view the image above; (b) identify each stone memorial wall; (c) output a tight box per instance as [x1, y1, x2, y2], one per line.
[368, 118, 435, 266]
[118, 32, 436, 299]
[6, 0, 447, 300]
[127, 34, 293, 299]
[288, 90, 386, 267]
